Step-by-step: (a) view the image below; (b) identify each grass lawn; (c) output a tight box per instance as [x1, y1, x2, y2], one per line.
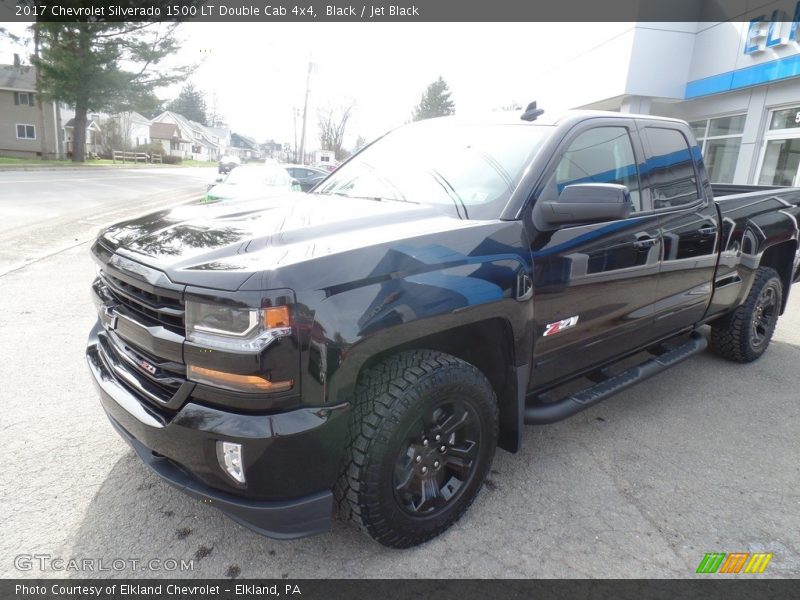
[0, 156, 217, 168]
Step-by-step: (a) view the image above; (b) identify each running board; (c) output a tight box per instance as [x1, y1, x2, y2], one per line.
[524, 332, 708, 425]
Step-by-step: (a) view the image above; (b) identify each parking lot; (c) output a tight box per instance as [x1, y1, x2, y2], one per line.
[1, 168, 798, 578]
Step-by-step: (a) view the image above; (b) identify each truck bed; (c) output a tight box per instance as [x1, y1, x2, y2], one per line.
[711, 183, 795, 198]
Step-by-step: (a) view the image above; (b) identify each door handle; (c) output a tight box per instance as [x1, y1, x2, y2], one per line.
[698, 226, 717, 237]
[632, 237, 657, 250]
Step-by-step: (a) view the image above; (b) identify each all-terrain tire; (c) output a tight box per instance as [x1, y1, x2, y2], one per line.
[337, 350, 498, 548]
[710, 266, 783, 363]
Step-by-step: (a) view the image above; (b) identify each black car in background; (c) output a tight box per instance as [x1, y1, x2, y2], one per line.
[285, 164, 329, 191]
[218, 155, 242, 174]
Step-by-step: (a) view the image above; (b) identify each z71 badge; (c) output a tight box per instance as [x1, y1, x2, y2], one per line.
[138, 359, 157, 375]
[543, 316, 579, 337]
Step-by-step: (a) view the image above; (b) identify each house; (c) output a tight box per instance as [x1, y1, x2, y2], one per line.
[230, 132, 260, 159]
[206, 125, 231, 158]
[314, 149, 337, 166]
[0, 62, 62, 159]
[149, 122, 190, 157]
[63, 117, 102, 157]
[105, 111, 152, 150]
[152, 111, 223, 160]
[260, 139, 283, 158]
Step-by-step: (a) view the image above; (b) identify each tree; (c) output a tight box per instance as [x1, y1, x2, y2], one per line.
[131, 92, 165, 120]
[412, 76, 455, 121]
[166, 83, 208, 125]
[318, 103, 355, 161]
[33, 21, 192, 162]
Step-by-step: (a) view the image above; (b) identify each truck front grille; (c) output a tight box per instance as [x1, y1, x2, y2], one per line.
[100, 271, 185, 336]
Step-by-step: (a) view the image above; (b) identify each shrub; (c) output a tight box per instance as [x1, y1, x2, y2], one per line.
[134, 142, 164, 155]
[161, 154, 182, 165]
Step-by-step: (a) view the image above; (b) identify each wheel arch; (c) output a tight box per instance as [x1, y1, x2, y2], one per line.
[759, 239, 797, 313]
[337, 317, 525, 454]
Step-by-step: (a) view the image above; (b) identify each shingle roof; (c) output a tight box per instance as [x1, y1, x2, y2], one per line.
[150, 122, 181, 140]
[0, 64, 37, 91]
[153, 111, 219, 148]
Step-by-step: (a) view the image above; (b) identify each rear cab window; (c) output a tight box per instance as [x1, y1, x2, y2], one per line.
[640, 126, 701, 210]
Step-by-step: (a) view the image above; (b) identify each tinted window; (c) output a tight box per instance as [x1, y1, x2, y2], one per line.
[542, 126, 642, 211]
[642, 127, 699, 209]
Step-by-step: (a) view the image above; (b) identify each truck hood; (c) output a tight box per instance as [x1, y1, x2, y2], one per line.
[100, 193, 484, 291]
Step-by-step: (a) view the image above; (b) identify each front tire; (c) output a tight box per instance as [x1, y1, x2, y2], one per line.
[339, 350, 498, 548]
[710, 266, 783, 363]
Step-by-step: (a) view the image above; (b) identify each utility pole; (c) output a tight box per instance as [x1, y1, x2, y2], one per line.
[293, 107, 298, 163]
[298, 58, 312, 165]
[33, 23, 49, 160]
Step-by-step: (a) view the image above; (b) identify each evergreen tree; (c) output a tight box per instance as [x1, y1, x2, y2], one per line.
[166, 83, 208, 125]
[33, 21, 192, 162]
[412, 76, 455, 121]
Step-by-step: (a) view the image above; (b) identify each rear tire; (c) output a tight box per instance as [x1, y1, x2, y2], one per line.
[338, 350, 498, 548]
[710, 266, 783, 363]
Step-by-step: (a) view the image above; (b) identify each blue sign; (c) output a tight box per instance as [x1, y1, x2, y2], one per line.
[745, 2, 800, 54]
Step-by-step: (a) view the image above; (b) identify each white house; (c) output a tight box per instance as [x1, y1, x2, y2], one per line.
[152, 111, 224, 160]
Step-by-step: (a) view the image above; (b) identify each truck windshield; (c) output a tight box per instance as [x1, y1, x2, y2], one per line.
[314, 120, 552, 219]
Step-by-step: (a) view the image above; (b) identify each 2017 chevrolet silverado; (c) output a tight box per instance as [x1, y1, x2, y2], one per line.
[87, 108, 800, 548]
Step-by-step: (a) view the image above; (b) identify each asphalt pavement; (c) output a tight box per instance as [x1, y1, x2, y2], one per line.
[0, 169, 798, 578]
[0, 167, 216, 275]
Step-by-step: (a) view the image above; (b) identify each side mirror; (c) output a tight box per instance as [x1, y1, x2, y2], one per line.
[215, 177, 223, 183]
[291, 179, 302, 192]
[538, 183, 632, 226]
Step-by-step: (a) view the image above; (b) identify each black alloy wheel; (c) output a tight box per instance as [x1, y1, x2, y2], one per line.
[393, 399, 482, 516]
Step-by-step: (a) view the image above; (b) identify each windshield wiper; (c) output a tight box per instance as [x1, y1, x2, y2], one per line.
[321, 192, 419, 204]
[430, 169, 469, 219]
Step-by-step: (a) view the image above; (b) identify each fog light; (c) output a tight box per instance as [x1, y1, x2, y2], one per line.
[216, 441, 245, 484]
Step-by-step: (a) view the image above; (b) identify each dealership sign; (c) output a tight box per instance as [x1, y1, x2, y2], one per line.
[745, 2, 800, 53]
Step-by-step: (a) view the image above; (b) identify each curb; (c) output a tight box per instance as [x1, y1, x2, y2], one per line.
[0, 165, 215, 172]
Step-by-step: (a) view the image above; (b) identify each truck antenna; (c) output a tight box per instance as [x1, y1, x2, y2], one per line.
[521, 101, 544, 122]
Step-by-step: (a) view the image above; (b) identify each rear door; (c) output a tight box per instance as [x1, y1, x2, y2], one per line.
[527, 119, 662, 389]
[637, 122, 719, 337]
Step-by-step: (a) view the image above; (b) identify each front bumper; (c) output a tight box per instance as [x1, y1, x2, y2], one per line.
[87, 323, 348, 540]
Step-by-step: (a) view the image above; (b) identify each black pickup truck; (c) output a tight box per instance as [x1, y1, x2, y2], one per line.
[87, 109, 800, 548]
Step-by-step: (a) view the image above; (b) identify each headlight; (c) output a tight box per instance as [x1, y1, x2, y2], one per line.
[186, 301, 292, 352]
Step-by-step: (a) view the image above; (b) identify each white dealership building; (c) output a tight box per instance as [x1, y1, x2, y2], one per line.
[549, 2, 800, 186]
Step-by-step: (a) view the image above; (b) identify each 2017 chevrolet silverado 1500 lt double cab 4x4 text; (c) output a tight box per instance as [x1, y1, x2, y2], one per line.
[87, 108, 800, 548]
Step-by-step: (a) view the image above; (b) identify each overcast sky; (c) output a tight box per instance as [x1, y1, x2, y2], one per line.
[1, 22, 631, 149]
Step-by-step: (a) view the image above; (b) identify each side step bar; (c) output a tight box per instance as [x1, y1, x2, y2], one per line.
[524, 332, 708, 425]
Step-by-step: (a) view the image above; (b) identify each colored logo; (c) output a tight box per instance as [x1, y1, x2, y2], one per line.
[696, 552, 773, 574]
[543, 315, 579, 337]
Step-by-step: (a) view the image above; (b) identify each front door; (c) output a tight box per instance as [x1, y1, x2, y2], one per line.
[527, 121, 661, 390]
